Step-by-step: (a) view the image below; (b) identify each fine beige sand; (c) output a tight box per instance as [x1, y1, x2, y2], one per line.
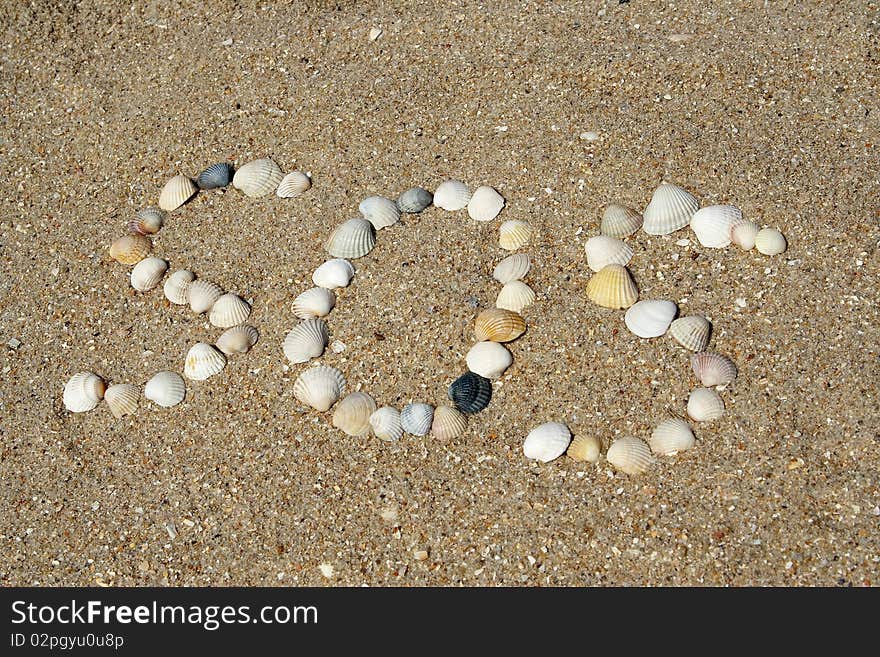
[1, 1, 877, 586]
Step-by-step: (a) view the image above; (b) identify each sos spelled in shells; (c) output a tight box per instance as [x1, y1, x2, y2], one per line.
[474, 308, 526, 342]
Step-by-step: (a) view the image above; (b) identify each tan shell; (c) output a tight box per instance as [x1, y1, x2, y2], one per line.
[431, 405, 468, 440]
[104, 383, 140, 419]
[332, 391, 377, 436]
[606, 436, 655, 475]
[567, 435, 601, 463]
[276, 171, 311, 198]
[601, 204, 643, 237]
[474, 308, 526, 342]
[232, 158, 284, 197]
[586, 264, 638, 309]
[492, 253, 530, 284]
[495, 280, 536, 313]
[209, 293, 251, 328]
[669, 315, 712, 352]
[187, 280, 224, 314]
[158, 174, 198, 211]
[499, 220, 533, 251]
[109, 234, 152, 265]
[216, 325, 259, 355]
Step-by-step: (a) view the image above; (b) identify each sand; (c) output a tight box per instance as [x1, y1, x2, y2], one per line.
[0, 1, 877, 586]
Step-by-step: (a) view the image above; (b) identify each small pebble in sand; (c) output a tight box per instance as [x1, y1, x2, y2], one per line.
[318, 563, 335, 578]
[369, 27, 382, 41]
[7, 338, 22, 350]
[580, 131, 600, 141]
[414, 550, 429, 561]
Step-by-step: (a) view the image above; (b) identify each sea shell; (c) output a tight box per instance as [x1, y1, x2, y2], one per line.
[130, 257, 168, 292]
[216, 325, 259, 355]
[690, 205, 742, 248]
[109, 234, 152, 265]
[276, 171, 311, 198]
[144, 371, 186, 408]
[209, 293, 251, 328]
[196, 162, 233, 190]
[586, 264, 638, 309]
[498, 220, 532, 251]
[448, 371, 492, 414]
[649, 418, 696, 455]
[495, 280, 536, 313]
[522, 422, 572, 463]
[567, 435, 601, 463]
[691, 352, 738, 387]
[730, 217, 760, 250]
[687, 387, 725, 422]
[669, 315, 712, 352]
[433, 179, 471, 211]
[158, 174, 198, 211]
[129, 207, 165, 235]
[624, 299, 678, 338]
[293, 365, 346, 412]
[104, 383, 139, 419]
[642, 183, 699, 235]
[312, 259, 355, 289]
[325, 218, 376, 259]
[292, 287, 336, 319]
[431, 405, 468, 440]
[62, 372, 106, 413]
[163, 270, 196, 305]
[232, 158, 284, 197]
[359, 196, 400, 230]
[492, 253, 530, 284]
[282, 319, 329, 364]
[465, 341, 513, 379]
[755, 228, 787, 255]
[400, 402, 434, 436]
[601, 204, 643, 237]
[184, 342, 227, 380]
[584, 235, 634, 272]
[474, 308, 526, 342]
[187, 280, 224, 314]
[467, 185, 505, 222]
[332, 392, 377, 436]
[370, 406, 403, 442]
[606, 436, 655, 475]
[397, 187, 433, 213]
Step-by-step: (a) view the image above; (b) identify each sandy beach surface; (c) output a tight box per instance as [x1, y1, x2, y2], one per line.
[0, 1, 877, 586]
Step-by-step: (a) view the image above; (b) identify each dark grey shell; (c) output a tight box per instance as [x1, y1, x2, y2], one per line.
[448, 372, 492, 414]
[196, 162, 234, 190]
[397, 187, 433, 213]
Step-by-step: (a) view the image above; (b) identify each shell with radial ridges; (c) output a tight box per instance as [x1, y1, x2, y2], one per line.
[624, 300, 678, 338]
[400, 403, 434, 436]
[433, 180, 471, 211]
[523, 422, 572, 463]
[277, 171, 311, 198]
[312, 259, 355, 289]
[332, 392, 377, 436]
[130, 257, 168, 292]
[586, 264, 638, 309]
[649, 418, 696, 455]
[642, 183, 699, 235]
[492, 253, 530, 284]
[216, 325, 259, 355]
[144, 371, 186, 408]
[184, 343, 227, 380]
[232, 158, 283, 197]
[282, 319, 329, 364]
[359, 196, 400, 230]
[467, 185, 505, 222]
[63, 372, 106, 413]
[607, 436, 655, 475]
[104, 383, 140, 419]
[293, 365, 346, 412]
[159, 175, 198, 211]
[325, 218, 376, 259]
[370, 406, 403, 442]
[164, 270, 196, 304]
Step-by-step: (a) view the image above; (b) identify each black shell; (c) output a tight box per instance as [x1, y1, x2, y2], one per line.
[397, 187, 433, 213]
[448, 372, 492, 414]
[196, 162, 234, 190]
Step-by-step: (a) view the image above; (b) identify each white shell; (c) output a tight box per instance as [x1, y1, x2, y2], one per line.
[495, 280, 536, 313]
[332, 392, 377, 436]
[642, 183, 699, 235]
[690, 205, 742, 248]
[293, 365, 346, 412]
[624, 300, 678, 338]
[130, 207, 165, 235]
[467, 185, 505, 222]
[325, 218, 376, 259]
[649, 418, 696, 455]
[292, 287, 336, 319]
[755, 228, 787, 255]
[184, 342, 227, 380]
[282, 319, 329, 364]
[216, 325, 259, 355]
[606, 436, 655, 475]
[433, 179, 471, 211]
[466, 341, 513, 379]
[232, 158, 284, 197]
[370, 406, 403, 442]
[144, 371, 186, 407]
[359, 196, 400, 230]
[523, 422, 572, 463]
[584, 236, 634, 272]
[498, 220, 532, 251]
[687, 387, 725, 422]
[669, 315, 712, 352]
[163, 270, 195, 305]
[730, 218, 760, 250]
[187, 279, 224, 314]
[104, 383, 140, 419]
[130, 257, 168, 292]
[158, 174, 197, 211]
[492, 253, 530, 284]
[400, 402, 434, 436]
[209, 293, 251, 328]
[276, 171, 311, 198]
[63, 372, 106, 413]
[601, 204, 643, 237]
[312, 259, 355, 289]
[691, 352, 738, 387]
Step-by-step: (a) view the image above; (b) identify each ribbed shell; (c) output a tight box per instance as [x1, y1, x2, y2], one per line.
[332, 392, 377, 436]
[492, 253, 530, 284]
[466, 341, 513, 379]
[129, 207, 165, 235]
[400, 403, 434, 436]
[523, 422, 572, 463]
[130, 257, 168, 292]
[293, 365, 346, 412]
[499, 220, 533, 251]
[397, 187, 433, 213]
[232, 158, 284, 197]
[691, 352, 738, 387]
[370, 406, 403, 442]
[690, 205, 742, 248]
[730, 218, 760, 250]
[158, 174, 198, 211]
[586, 264, 638, 309]
[109, 234, 152, 265]
[448, 372, 493, 414]
[359, 196, 400, 230]
[687, 387, 725, 422]
[606, 436, 655, 475]
[209, 293, 251, 328]
[144, 371, 186, 408]
[624, 300, 678, 338]
[567, 435, 601, 463]
[755, 228, 787, 255]
[467, 185, 505, 222]
[292, 287, 336, 319]
[312, 259, 355, 289]
[216, 325, 259, 355]
[163, 270, 196, 305]
[184, 342, 227, 380]
[196, 162, 233, 190]
[642, 183, 699, 235]
[433, 179, 471, 211]
[601, 204, 643, 237]
[431, 405, 468, 440]
[584, 235, 634, 272]
[474, 308, 526, 342]
[282, 319, 329, 364]
[325, 218, 376, 258]
[669, 315, 712, 352]
[276, 171, 311, 198]
[495, 280, 536, 313]
[63, 372, 106, 413]
[187, 280, 224, 314]
[649, 418, 696, 455]
[104, 383, 139, 419]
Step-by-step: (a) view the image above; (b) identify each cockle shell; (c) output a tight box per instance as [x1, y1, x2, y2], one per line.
[755, 228, 787, 255]
[232, 158, 284, 197]
[104, 383, 139, 419]
[669, 315, 712, 352]
[196, 162, 233, 190]
[144, 371, 186, 408]
[332, 392, 377, 436]
[158, 174, 198, 211]
[492, 253, 530, 284]
[187, 280, 224, 314]
[690, 205, 742, 248]
[164, 270, 196, 305]
[498, 220, 533, 251]
[642, 183, 699, 235]
[730, 217, 760, 250]
[624, 299, 678, 338]
[293, 287, 336, 319]
[467, 185, 505, 222]
[129, 207, 165, 235]
[109, 234, 152, 265]
[216, 325, 259, 355]
[584, 235, 634, 272]
[130, 257, 168, 292]
[466, 341, 513, 379]
[691, 352, 738, 387]
[184, 342, 227, 380]
[474, 308, 526, 342]
[649, 418, 696, 455]
[567, 435, 601, 463]
[370, 406, 403, 442]
[400, 402, 434, 436]
[63, 372, 106, 413]
[495, 280, 536, 313]
[586, 264, 638, 309]
[523, 422, 572, 463]
[293, 365, 346, 412]
[397, 187, 433, 213]
[282, 319, 329, 364]
[448, 371, 492, 414]
[209, 293, 251, 328]
[601, 204, 643, 238]
[433, 179, 471, 211]
[687, 387, 725, 422]
[359, 196, 400, 230]
[431, 405, 468, 440]
[277, 171, 311, 198]
[606, 436, 655, 475]
[325, 218, 376, 259]
[312, 259, 355, 289]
